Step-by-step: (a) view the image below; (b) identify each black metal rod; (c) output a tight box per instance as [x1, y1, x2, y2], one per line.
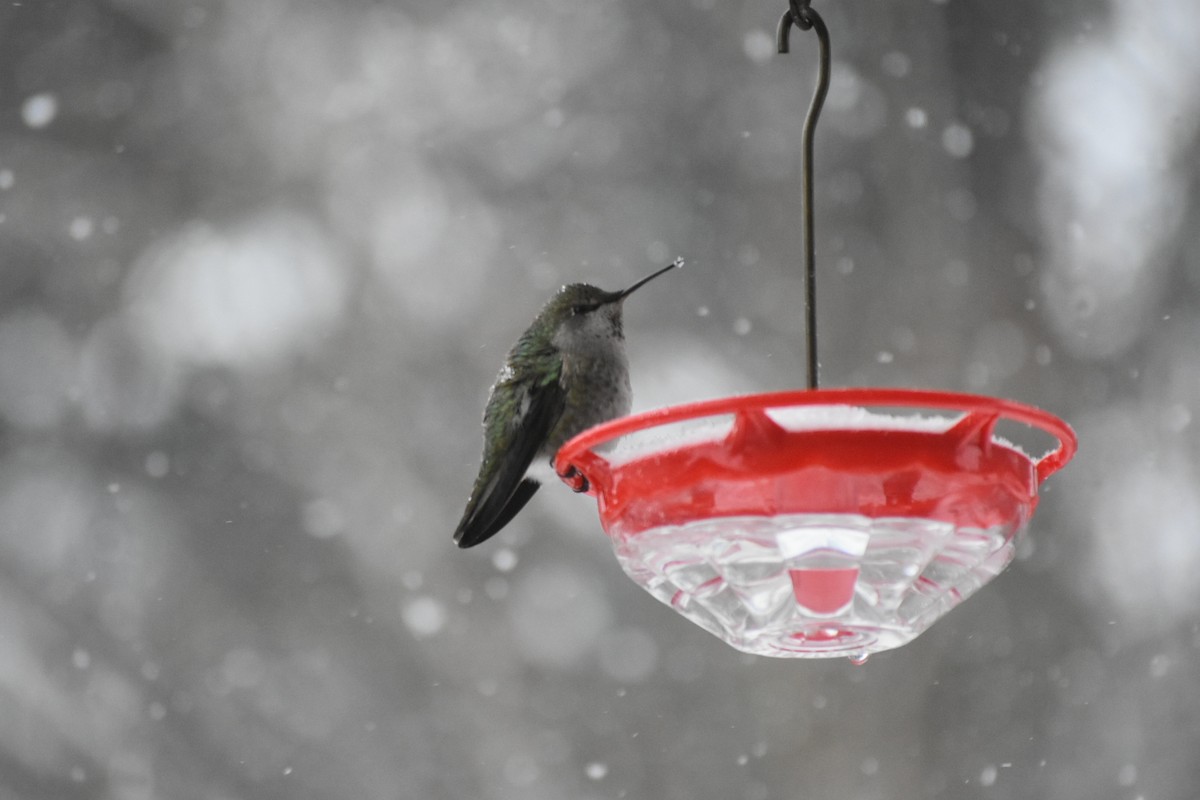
[777, 2, 830, 390]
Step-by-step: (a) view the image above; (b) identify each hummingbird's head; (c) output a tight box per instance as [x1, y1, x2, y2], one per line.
[544, 259, 682, 348]
[546, 284, 626, 347]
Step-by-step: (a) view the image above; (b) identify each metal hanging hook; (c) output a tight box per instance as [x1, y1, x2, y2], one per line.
[776, 0, 830, 390]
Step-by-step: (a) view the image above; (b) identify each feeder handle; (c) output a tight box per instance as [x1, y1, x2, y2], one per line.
[777, 0, 830, 390]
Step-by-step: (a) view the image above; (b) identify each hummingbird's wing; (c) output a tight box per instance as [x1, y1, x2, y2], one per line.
[453, 374, 566, 548]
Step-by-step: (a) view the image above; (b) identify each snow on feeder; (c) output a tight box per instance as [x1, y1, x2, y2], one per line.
[554, 1, 1077, 659]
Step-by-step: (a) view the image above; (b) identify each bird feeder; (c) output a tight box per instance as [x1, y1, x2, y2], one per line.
[554, 1, 1077, 660]
[556, 389, 1075, 659]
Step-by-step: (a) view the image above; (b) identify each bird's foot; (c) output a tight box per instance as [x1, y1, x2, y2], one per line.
[557, 463, 590, 493]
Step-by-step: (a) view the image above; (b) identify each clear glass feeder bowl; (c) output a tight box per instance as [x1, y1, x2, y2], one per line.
[556, 389, 1077, 659]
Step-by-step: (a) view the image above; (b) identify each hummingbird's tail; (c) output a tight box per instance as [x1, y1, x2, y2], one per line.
[453, 478, 541, 548]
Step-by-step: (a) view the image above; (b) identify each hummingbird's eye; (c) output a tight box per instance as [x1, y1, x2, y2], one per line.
[571, 304, 593, 316]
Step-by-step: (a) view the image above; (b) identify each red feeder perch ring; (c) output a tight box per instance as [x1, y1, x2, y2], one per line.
[555, 388, 1077, 659]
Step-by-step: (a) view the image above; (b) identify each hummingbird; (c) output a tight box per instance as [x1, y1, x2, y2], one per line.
[454, 259, 682, 548]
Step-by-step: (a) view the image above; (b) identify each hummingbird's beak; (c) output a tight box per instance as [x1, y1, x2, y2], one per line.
[613, 257, 683, 303]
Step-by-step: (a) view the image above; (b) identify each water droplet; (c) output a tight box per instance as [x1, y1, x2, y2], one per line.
[743, 30, 775, 64]
[68, 216, 94, 241]
[696, 305, 710, 317]
[876, 351, 894, 364]
[145, 451, 170, 478]
[402, 596, 447, 638]
[282, 766, 293, 776]
[905, 107, 928, 129]
[22, 93, 58, 129]
[72, 648, 91, 670]
[732, 317, 752, 336]
[302, 498, 344, 538]
[492, 547, 518, 572]
[585, 762, 608, 781]
[979, 764, 998, 787]
[941, 122, 974, 158]
[849, 652, 869, 666]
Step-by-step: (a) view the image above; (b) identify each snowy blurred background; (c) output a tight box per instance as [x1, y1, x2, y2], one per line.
[1, 0, 1198, 797]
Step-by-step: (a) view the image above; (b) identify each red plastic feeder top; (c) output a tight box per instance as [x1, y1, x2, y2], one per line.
[556, 388, 1077, 660]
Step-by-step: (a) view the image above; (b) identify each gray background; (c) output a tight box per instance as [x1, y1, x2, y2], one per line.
[1, 0, 1198, 798]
